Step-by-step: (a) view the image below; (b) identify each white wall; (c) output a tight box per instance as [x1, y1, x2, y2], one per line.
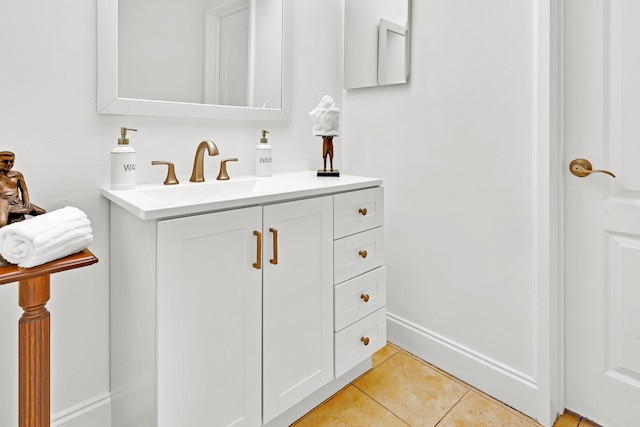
[343, 0, 542, 418]
[0, 0, 548, 425]
[0, 1, 342, 425]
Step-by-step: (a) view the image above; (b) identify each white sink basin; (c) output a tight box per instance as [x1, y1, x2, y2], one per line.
[137, 178, 290, 204]
[101, 171, 383, 220]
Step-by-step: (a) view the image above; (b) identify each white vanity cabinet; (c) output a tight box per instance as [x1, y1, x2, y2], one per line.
[105, 173, 385, 427]
[155, 196, 333, 426]
[333, 187, 387, 377]
[156, 207, 263, 427]
[261, 196, 334, 423]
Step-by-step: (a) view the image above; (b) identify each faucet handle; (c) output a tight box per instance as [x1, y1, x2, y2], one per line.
[217, 158, 238, 181]
[151, 161, 179, 185]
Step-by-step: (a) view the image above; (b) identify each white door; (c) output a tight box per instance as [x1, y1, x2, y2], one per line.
[262, 196, 334, 424]
[156, 207, 262, 427]
[565, 1, 640, 426]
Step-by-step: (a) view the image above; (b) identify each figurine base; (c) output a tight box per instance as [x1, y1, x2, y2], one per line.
[317, 169, 340, 177]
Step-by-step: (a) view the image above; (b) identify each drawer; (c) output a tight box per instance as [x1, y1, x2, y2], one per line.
[334, 308, 386, 378]
[334, 227, 384, 284]
[335, 267, 386, 332]
[334, 187, 384, 239]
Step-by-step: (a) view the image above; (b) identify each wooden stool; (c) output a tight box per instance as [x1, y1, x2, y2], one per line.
[0, 249, 98, 427]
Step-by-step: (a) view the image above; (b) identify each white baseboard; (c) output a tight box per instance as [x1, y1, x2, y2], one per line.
[51, 392, 111, 427]
[387, 311, 539, 420]
[54, 361, 367, 427]
[46, 316, 540, 426]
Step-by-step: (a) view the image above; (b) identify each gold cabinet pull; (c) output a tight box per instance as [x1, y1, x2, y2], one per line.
[361, 337, 370, 346]
[253, 231, 262, 269]
[361, 294, 370, 302]
[569, 158, 616, 178]
[359, 250, 368, 259]
[269, 228, 278, 265]
[358, 208, 368, 216]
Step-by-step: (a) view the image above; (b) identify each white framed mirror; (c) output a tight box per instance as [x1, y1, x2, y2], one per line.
[97, 0, 291, 121]
[344, 0, 410, 89]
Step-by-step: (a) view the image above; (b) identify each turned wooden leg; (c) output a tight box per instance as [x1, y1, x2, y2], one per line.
[18, 274, 50, 427]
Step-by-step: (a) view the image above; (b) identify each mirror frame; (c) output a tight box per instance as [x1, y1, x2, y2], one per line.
[377, 18, 409, 85]
[343, 0, 411, 90]
[97, 0, 292, 121]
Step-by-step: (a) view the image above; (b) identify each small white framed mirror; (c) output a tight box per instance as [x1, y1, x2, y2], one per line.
[344, 0, 410, 89]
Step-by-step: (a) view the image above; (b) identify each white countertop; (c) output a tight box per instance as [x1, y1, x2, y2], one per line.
[101, 171, 382, 220]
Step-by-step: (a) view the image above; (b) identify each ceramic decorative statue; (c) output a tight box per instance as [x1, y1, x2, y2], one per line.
[309, 95, 341, 177]
[0, 151, 46, 227]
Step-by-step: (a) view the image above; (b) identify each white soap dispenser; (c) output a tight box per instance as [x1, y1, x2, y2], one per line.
[256, 129, 272, 177]
[111, 127, 137, 189]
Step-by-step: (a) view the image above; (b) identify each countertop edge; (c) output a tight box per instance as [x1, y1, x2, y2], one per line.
[101, 172, 383, 221]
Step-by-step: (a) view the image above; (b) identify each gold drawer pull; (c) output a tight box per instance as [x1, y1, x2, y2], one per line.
[361, 337, 370, 346]
[359, 208, 368, 216]
[361, 294, 370, 302]
[359, 250, 368, 259]
[269, 228, 278, 265]
[253, 231, 262, 270]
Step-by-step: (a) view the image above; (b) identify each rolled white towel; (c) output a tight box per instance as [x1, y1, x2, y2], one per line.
[309, 95, 340, 136]
[0, 206, 93, 268]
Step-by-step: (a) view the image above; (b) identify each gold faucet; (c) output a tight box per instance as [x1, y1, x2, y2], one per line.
[190, 140, 219, 182]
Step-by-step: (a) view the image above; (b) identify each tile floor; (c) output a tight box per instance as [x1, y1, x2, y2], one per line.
[292, 342, 599, 427]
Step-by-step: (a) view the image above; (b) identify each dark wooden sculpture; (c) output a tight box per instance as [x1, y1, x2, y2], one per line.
[317, 136, 340, 177]
[322, 136, 334, 171]
[0, 151, 45, 227]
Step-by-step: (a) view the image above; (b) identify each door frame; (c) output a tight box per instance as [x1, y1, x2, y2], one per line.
[534, 0, 564, 425]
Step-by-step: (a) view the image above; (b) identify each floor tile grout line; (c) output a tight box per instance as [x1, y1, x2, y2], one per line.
[375, 346, 536, 426]
[296, 342, 547, 426]
[351, 350, 412, 425]
[354, 347, 472, 427]
[466, 387, 541, 425]
[292, 349, 405, 426]
[433, 389, 471, 427]
[392, 344, 541, 425]
[351, 382, 412, 427]
[352, 349, 463, 427]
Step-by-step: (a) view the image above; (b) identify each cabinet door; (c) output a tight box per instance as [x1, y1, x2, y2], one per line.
[262, 196, 334, 423]
[157, 207, 262, 427]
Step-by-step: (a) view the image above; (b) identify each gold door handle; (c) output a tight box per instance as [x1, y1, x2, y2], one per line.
[569, 158, 615, 178]
[361, 293, 370, 302]
[359, 250, 368, 259]
[361, 337, 370, 346]
[359, 208, 368, 216]
[269, 228, 278, 265]
[253, 231, 262, 269]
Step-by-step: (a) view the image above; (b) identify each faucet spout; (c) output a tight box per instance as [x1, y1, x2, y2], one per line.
[190, 140, 219, 182]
